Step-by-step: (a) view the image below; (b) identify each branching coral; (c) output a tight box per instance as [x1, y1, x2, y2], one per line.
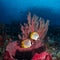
[21, 12, 49, 40]
[4, 12, 49, 60]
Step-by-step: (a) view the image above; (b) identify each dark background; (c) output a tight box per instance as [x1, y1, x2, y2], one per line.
[0, 0, 60, 26]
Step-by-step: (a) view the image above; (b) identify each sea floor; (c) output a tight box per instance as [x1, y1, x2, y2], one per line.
[0, 47, 60, 60]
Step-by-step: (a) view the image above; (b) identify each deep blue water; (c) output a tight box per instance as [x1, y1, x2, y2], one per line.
[0, 0, 60, 26]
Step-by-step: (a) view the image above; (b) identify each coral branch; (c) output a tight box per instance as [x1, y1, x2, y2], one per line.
[21, 13, 49, 41]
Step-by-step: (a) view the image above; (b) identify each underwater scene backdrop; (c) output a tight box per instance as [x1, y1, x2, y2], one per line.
[0, 0, 60, 60]
[0, 0, 60, 26]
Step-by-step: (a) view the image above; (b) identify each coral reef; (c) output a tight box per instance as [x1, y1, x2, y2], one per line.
[3, 13, 50, 60]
